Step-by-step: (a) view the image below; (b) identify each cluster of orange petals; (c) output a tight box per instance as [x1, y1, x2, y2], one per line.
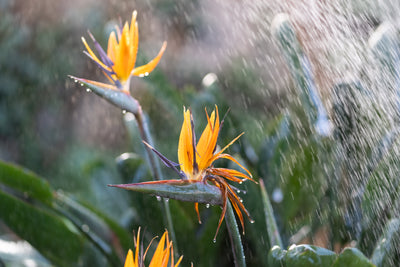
[124, 228, 182, 267]
[178, 106, 257, 238]
[82, 11, 167, 93]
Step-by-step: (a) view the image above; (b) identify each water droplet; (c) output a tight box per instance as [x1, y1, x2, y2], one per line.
[272, 188, 283, 203]
[86, 88, 92, 92]
[213, 238, 217, 243]
[206, 204, 210, 208]
[81, 224, 90, 233]
[139, 74, 145, 77]
[156, 196, 161, 201]
[165, 198, 169, 202]
[202, 73, 218, 87]
[239, 181, 243, 184]
[144, 72, 149, 76]
[236, 190, 241, 193]
[250, 219, 255, 224]
[122, 110, 127, 114]
[80, 83, 84, 86]
[74, 79, 78, 83]
[240, 198, 243, 203]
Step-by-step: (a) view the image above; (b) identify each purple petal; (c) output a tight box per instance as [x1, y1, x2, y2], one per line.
[88, 31, 114, 68]
[142, 141, 186, 179]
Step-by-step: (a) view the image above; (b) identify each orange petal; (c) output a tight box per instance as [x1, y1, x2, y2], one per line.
[132, 41, 167, 76]
[213, 153, 254, 180]
[209, 168, 243, 183]
[134, 228, 140, 267]
[82, 37, 110, 71]
[213, 181, 228, 241]
[129, 11, 138, 69]
[218, 132, 244, 156]
[213, 168, 252, 180]
[195, 202, 202, 224]
[198, 107, 220, 170]
[197, 109, 216, 170]
[175, 256, 183, 267]
[124, 249, 135, 267]
[229, 194, 245, 233]
[178, 108, 194, 176]
[115, 22, 132, 81]
[149, 231, 167, 267]
[107, 31, 118, 63]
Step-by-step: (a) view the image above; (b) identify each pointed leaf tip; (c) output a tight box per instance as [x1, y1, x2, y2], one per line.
[68, 75, 139, 114]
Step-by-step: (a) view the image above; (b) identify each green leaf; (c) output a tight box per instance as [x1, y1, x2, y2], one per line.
[54, 191, 126, 265]
[0, 190, 83, 266]
[268, 245, 287, 267]
[332, 248, 375, 267]
[268, 245, 374, 267]
[69, 76, 139, 114]
[0, 160, 53, 206]
[285, 245, 337, 267]
[260, 180, 283, 248]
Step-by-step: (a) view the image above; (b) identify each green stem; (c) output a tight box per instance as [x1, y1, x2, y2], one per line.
[259, 180, 283, 248]
[225, 201, 246, 267]
[133, 106, 179, 255]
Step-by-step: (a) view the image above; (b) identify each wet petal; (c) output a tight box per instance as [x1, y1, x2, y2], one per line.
[132, 41, 167, 76]
[124, 249, 134, 267]
[178, 108, 194, 175]
[213, 153, 254, 180]
[107, 31, 118, 63]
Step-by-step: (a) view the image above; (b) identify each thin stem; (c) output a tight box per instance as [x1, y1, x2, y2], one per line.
[132, 105, 179, 255]
[259, 179, 283, 248]
[225, 201, 246, 267]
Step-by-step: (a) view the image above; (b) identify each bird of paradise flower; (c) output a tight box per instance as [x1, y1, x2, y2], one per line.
[124, 228, 182, 267]
[114, 106, 257, 240]
[74, 10, 166, 94]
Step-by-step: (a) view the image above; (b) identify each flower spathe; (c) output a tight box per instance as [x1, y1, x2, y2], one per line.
[124, 228, 182, 267]
[79, 10, 167, 93]
[144, 105, 257, 239]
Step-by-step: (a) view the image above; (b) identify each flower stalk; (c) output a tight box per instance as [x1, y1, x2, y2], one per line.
[225, 201, 246, 267]
[131, 107, 179, 256]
